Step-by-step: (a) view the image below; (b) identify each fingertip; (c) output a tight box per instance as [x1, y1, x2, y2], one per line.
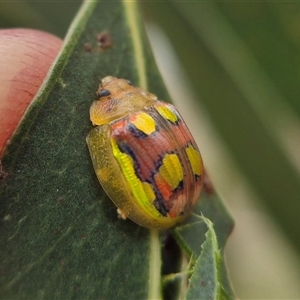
[0, 28, 63, 156]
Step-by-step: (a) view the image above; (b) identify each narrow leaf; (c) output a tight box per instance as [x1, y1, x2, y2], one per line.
[173, 187, 235, 299]
[185, 217, 234, 300]
[0, 1, 234, 299]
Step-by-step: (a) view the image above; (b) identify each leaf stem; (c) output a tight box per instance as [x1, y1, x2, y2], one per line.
[149, 229, 162, 300]
[162, 269, 193, 285]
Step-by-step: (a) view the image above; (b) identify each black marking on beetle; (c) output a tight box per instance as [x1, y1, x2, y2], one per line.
[153, 198, 168, 217]
[146, 175, 170, 217]
[148, 152, 185, 217]
[165, 117, 180, 126]
[195, 174, 202, 181]
[98, 89, 111, 98]
[116, 140, 142, 180]
[128, 123, 149, 138]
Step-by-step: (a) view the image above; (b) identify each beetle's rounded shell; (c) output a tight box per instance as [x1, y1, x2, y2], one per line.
[86, 76, 204, 229]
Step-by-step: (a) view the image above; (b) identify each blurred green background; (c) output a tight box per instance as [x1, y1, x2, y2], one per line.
[1, 1, 300, 298]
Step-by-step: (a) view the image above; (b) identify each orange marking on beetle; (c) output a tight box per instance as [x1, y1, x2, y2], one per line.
[154, 175, 173, 200]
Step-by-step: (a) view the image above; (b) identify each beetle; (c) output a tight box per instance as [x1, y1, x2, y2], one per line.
[86, 76, 204, 229]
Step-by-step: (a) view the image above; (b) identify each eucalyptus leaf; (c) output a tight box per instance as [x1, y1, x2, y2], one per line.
[184, 217, 234, 300]
[172, 188, 234, 299]
[0, 1, 233, 299]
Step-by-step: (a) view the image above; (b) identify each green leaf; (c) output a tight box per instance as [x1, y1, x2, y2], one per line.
[175, 187, 234, 255]
[172, 189, 234, 299]
[0, 1, 233, 299]
[184, 217, 233, 300]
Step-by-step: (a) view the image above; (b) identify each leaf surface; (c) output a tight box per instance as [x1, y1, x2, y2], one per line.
[0, 1, 234, 299]
[185, 217, 234, 300]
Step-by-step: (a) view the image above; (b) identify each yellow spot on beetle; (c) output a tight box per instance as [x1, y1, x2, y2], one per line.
[185, 145, 202, 176]
[159, 154, 183, 190]
[156, 105, 178, 123]
[131, 112, 156, 135]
